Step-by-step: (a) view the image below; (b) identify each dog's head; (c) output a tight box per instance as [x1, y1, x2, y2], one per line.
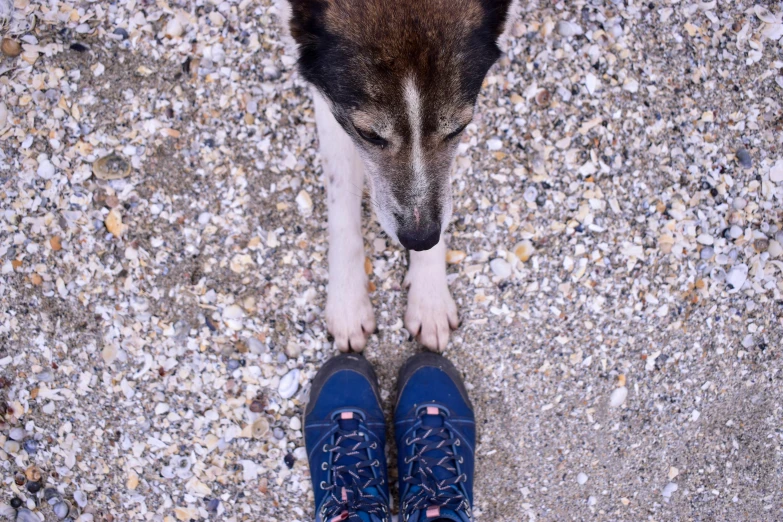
[287, 0, 515, 251]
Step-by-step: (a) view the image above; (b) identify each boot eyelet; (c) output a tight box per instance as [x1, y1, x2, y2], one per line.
[405, 437, 412, 445]
[319, 481, 327, 490]
[321, 462, 328, 470]
[370, 442, 377, 449]
[323, 444, 329, 452]
[455, 439, 460, 446]
[372, 459, 380, 467]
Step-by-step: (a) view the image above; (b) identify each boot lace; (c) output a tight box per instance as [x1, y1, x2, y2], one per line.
[320, 415, 387, 521]
[401, 408, 468, 518]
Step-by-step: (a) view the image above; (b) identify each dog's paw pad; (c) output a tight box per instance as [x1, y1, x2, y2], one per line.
[326, 289, 376, 353]
[405, 279, 458, 352]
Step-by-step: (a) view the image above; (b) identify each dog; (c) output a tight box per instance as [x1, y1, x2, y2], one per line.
[280, 0, 521, 351]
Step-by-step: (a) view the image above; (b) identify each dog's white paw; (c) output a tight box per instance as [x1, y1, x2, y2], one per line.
[325, 284, 376, 353]
[404, 274, 459, 352]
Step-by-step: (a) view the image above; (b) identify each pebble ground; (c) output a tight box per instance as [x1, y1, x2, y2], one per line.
[1, 1, 782, 521]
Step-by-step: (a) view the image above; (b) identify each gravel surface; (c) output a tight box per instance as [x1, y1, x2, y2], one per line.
[1, 1, 783, 521]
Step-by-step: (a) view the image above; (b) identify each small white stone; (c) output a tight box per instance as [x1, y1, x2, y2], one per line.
[278, 369, 300, 399]
[726, 264, 748, 293]
[165, 17, 184, 38]
[770, 160, 783, 183]
[0, 102, 7, 128]
[556, 20, 583, 37]
[577, 472, 588, 485]
[732, 197, 747, 210]
[37, 160, 55, 179]
[290, 416, 301, 431]
[486, 138, 503, 151]
[609, 387, 628, 408]
[155, 403, 170, 415]
[239, 460, 259, 482]
[662, 482, 678, 501]
[246, 337, 266, 354]
[623, 77, 639, 93]
[296, 190, 313, 216]
[490, 258, 512, 279]
[585, 73, 598, 95]
[768, 240, 782, 258]
[223, 305, 245, 331]
[222, 305, 244, 321]
[9, 427, 26, 441]
[696, 234, 713, 245]
[668, 466, 679, 480]
[293, 446, 308, 461]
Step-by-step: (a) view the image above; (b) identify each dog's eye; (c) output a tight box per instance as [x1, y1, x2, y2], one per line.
[445, 124, 468, 141]
[354, 125, 387, 147]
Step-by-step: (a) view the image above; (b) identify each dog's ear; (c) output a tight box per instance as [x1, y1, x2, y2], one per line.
[284, 0, 332, 86]
[285, 0, 327, 48]
[480, 0, 520, 41]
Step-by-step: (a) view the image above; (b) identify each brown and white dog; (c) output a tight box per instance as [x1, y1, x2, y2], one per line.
[280, 0, 521, 352]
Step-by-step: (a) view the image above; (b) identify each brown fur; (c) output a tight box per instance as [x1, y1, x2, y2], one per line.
[289, 0, 512, 238]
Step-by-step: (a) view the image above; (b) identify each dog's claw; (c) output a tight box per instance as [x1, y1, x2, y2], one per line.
[326, 287, 375, 353]
[404, 275, 458, 352]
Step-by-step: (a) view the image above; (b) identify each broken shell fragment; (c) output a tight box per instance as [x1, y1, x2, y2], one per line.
[93, 154, 131, 180]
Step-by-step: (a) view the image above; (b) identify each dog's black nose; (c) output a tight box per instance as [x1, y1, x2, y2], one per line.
[398, 223, 441, 251]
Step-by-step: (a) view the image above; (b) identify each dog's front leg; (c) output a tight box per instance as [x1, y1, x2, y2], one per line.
[314, 90, 375, 352]
[404, 239, 459, 352]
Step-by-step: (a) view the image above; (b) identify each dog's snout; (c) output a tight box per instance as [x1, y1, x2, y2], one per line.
[398, 222, 441, 251]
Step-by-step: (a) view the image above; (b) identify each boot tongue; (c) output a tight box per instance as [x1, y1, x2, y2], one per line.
[418, 412, 452, 482]
[421, 414, 444, 428]
[338, 418, 360, 431]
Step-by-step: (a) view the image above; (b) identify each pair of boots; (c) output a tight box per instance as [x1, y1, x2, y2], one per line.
[305, 352, 476, 522]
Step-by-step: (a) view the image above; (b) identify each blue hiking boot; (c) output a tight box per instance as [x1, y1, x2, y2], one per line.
[394, 352, 476, 522]
[304, 353, 391, 522]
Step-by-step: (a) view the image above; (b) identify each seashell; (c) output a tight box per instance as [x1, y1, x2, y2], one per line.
[535, 89, 551, 107]
[278, 369, 300, 399]
[16, 509, 40, 522]
[53, 501, 71, 520]
[8, 13, 36, 35]
[252, 418, 270, 439]
[1, 38, 22, 57]
[25, 465, 41, 482]
[73, 490, 87, 508]
[754, 5, 780, 24]
[726, 264, 748, 293]
[93, 154, 131, 180]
